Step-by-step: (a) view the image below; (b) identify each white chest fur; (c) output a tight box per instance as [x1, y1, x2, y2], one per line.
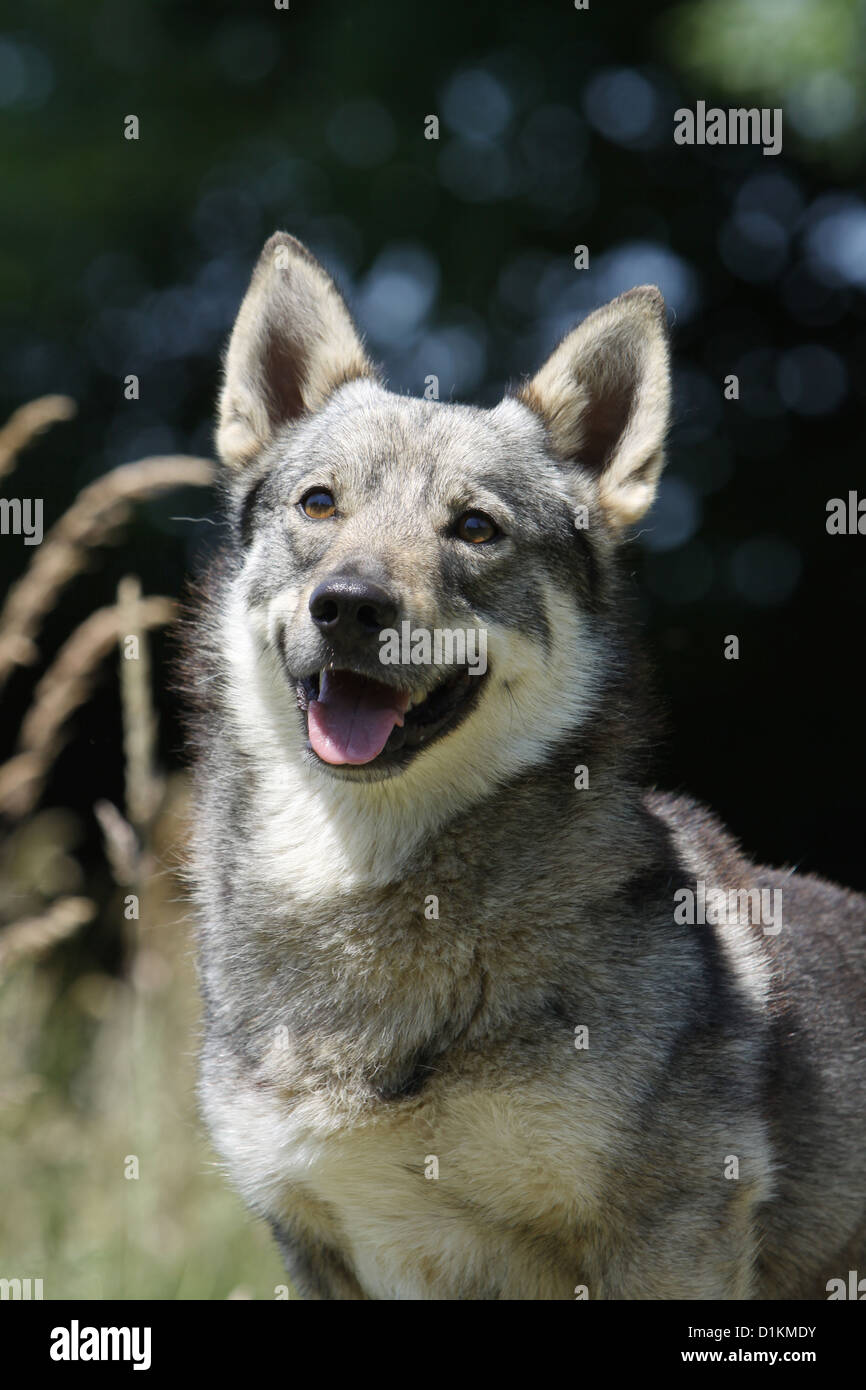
[202, 1049, 615, 1300]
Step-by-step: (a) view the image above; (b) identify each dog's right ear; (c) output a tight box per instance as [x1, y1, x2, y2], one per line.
[518, 287, 670, 529]
[217, 232, 376, 469]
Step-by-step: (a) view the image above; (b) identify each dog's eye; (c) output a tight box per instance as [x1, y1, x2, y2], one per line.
[300, 488, 336, 520]
[455, 511, 498, 544]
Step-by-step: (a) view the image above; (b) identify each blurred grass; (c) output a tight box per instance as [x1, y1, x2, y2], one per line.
[0, 775, 290, 1301]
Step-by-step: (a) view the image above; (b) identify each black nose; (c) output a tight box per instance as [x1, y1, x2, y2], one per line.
[309, 574, 399, 636]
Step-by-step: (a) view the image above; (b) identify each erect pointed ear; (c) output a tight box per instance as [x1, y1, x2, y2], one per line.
[217, 232, 377, 469]
[519, 287, 670, 528]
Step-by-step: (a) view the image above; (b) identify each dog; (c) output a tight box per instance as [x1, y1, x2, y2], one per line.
[184, 232, 866, 1299]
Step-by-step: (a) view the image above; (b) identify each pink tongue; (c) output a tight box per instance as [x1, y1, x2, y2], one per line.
[308, 671, 410, 765]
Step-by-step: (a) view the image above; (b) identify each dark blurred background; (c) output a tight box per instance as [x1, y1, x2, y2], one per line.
[2, 0, 864, 891]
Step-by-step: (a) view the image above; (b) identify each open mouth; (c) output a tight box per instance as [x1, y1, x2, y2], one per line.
[295, 665, 486, 770]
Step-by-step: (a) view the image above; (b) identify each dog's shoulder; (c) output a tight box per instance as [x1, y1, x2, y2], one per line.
[644, 788, 748, 870]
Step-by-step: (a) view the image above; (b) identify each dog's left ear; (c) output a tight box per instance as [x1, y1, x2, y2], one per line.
[218, 232, 376, 469]
[519, 287, 670, 528]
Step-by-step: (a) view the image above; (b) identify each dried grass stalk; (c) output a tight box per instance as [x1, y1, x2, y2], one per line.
[0, 454, 213, 690]
[0, 395, 76, 481]
[117, 575, 163, 835]
[0, 596, 176, 819]
[93, 799, 140, 887]
[0, 895, 95, 973]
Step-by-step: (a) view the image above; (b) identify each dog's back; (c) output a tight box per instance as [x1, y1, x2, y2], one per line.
[653, 791, 866, 1298]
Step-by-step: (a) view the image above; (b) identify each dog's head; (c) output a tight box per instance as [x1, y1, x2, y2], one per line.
[215, 233, 670, 796]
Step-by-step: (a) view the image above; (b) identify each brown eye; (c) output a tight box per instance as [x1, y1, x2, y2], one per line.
[455, 510, 498, 544]
[300, 488, 336, 520]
